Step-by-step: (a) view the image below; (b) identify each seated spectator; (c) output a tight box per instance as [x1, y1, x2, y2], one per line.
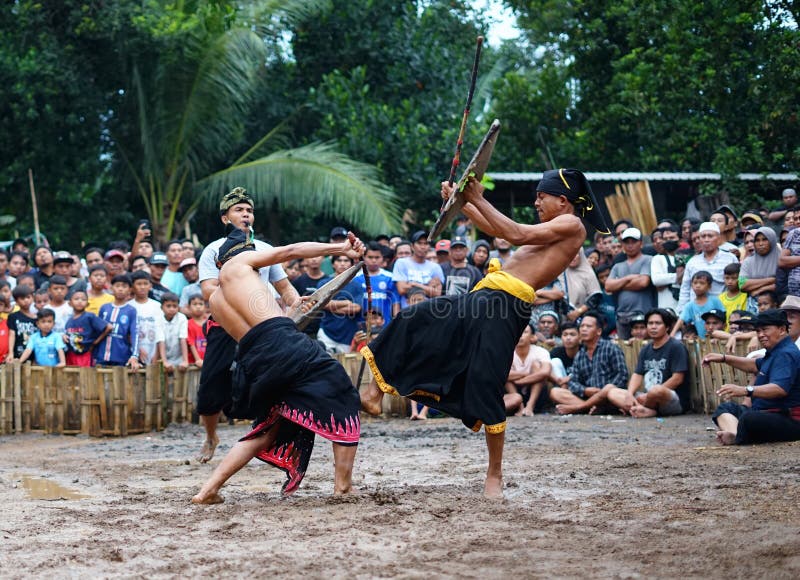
[700, 308, 727, 337]
[504, 325, 552, 416]
[534, 310, 561, 348]
[549, 321, 581, 387]
[672, 271, 725, 340]
[186, 294, 207, 367]
[705, 309, 800, 445]
[63, 291, 112, 367]
[629, 312, 648, 340]
[550, 311, 629, 414]
[317, 255, 363, 354]
[556, 308, 690, 417]
[18, 308, 65, 367]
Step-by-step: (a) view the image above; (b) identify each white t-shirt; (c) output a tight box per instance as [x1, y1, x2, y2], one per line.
[46, 302, 74, 334]
[163, 312, 188, 365]
[199, 238, 287, 286]
[511, 345, 551, 374]
[132, 299, 165, 364]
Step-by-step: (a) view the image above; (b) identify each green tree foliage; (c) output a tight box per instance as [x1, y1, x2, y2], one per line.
[496, 0, 800, 200]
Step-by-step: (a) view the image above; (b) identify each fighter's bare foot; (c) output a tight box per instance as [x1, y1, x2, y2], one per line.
[716, 430, 736, 445]
[191, 491, 224, 505]
[360, 383, 383, 416]
[630, 404, 657, 418]
[197, 436, 219, 463]
[333, 484, 355, 495]
[483, 473, 504, 499]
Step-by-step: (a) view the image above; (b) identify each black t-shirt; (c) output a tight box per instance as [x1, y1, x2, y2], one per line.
[441, 263, 483, 295]
[149, 282, 171, 303]
[8, 311, 38, 358]
[549, 346, 576, 375]
[634, 338, 690, 411]
[291, 273, 327, 336]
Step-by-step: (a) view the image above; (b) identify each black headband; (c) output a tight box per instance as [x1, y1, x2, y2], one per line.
[537, 168, 610, 234]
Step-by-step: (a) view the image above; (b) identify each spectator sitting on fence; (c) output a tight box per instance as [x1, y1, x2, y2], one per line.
[504, 325, 552, 416]
[6, 286, 36, 362]
[96, 274, 140, 370]
[705, 309, 800, 445]
[672, 271, 725, 340]
[130, 270, 165, 366]
[63, 290, 112, 367]
[161, 292, 189, 373]
[549, 321, 580, 388]
[700, 308, 727, 338]
[551, 311, 629, 414]
[719, 262, 747, 328]
[186, 294, 207, 367]
[629, 312, 648, 340]
[45, 275, 73, 334]
[86, 265, 113, 315]
[18, 308, 65, 367]
[558, 308, 689, 417]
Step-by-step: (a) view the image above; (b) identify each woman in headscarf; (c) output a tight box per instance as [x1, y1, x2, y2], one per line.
[740, 227, 779, 297]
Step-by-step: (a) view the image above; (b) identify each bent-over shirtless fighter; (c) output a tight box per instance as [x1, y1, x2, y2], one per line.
[360, 169, 608, 498]
[192, 230, 365, 504]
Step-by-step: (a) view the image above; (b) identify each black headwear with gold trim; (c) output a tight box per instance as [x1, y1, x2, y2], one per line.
[216, 228, 255, 267]
[219, 187, 254, 216]
[537, 168, 610, 234]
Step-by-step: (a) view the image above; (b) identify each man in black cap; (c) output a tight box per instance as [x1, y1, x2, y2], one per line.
[194, 187, 301, 463]
[360, 170, 608, 498]
[704, 309, 800, 445]
[320, 227, 349, 276]
[700, 308, 727, 336]
[442, 235, 483, 295]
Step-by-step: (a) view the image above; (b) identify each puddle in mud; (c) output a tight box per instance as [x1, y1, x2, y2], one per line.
[20, 476, 90, 501]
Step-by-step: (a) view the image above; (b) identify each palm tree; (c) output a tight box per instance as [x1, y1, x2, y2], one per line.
[115, 1, 401, 244]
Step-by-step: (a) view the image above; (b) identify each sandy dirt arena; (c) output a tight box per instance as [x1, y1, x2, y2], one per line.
[1, 413, 799, 578]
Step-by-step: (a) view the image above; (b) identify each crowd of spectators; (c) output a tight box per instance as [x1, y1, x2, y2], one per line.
[1, 186, 799, 444]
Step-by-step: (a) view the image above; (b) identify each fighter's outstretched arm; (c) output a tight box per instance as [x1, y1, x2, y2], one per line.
[230, 238, 364, 271]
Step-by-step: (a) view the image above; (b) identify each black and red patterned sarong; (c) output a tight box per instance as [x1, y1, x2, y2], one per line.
[232, 317, 360, 495]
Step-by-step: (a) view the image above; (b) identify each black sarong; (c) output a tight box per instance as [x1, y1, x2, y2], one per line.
[362, 289, 532, 434]
[233, 317, 360, 495]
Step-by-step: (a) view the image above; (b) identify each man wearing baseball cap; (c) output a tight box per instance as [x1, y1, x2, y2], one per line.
[434, 239, 451, 266]
[780, 295, 800, 349]
[677, 222, 737, 313]
[441, 236, 483, 295]
[194, 186, 300, 463]
[605, 227, 656, 339]
[319, 226, 349, 276]
[704, 309, 800, 445]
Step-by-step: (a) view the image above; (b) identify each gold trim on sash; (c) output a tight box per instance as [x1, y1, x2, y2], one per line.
[359, 346, 441, 402]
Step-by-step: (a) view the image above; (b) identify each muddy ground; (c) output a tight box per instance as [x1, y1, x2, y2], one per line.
[0, 413, 798, 578]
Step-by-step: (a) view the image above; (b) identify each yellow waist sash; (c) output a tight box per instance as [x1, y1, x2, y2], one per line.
[471, 258, 536, 303]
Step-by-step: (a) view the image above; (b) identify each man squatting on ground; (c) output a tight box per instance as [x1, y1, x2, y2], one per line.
[195, 188, 300, 463]
[360, 169, 609, 498]
[192, 230, 365, 504]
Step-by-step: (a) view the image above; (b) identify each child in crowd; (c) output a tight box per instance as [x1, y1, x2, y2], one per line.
[161, 292, 188, 373]
[46, 275, 73, 333]
[671, 271, 725, 340]
[0, 292, 12, 321]
[18, 309, 65, 367]
[33, 288, 49, 315]
[405, 286, 427, 307]
[185, 294, 207, 367]
[0, 281, 11, 315]
[629, 312, 648, 340]
[87, 265, 114, 315]
[350, 308, 385, 352]
[7, 286, 37, 361]
[16, 273, 35, 292]
[64, 290, 112, 366]
[719, 263, 748, 330]
[130, 271, 165, 365]
[755, 290, 779, 312]
[96, 274, 140, 369]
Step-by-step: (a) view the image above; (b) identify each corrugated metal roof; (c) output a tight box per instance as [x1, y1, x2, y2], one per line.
[490, 172, 798, 182]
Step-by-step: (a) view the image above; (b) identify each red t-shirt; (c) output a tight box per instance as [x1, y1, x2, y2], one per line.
[187, 318, 207, 363]
[0, 318, 8, 361]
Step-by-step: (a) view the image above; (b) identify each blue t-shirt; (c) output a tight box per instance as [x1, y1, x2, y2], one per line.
[65, 312, 110, 355]
[753, 335, 800, 411]
[318, 277, 364, 345]
[681, 296, 725, 339]
[160, 269, 188, 295]
[96, 303, 139, 365]
[27, 331, 65, 366]
[391, 257, 445, 308]
[354, 269, 398, 323]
